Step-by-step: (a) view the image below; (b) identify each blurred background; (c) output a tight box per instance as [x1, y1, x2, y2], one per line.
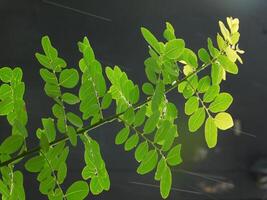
[0, 0, 267, 199]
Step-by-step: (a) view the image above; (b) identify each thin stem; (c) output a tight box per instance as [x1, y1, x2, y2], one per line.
[40, 151, 67, 200]
[118, 116, 166, 159]
[0, 60, 213, 168]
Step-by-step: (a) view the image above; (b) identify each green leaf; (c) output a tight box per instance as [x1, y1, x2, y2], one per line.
[166, 144, 182, 166]
[39, 69, 58, 84]
[39, 176, 55, 194]
[0, 67, 13, 83]
[42, 118, 56, 142]
[90, 177, 103, 195]
[62, 93, 80, 105]
[0, 84, 12, 100]
[0, 99, 13, 115]
[44, 83, 61, 98]
[145, 58, 158, 84]
[218, 55, 238, 74]
[188, 107, 206, 132]
[0, 135, 24, 154]
[141, 27, 160, 53]
[165, 39, 185, 60]
[59, 69, 79, 88]
[101, 93, 112, 109]
[198, 48, 210, 63]
[41, 36, 58, 60]
[217, 34, 226, 50]
[142, 82, 154, 96]
[165, 103, 178, 120]
[124, 134, 139, 151]
[151, 81, 165, 111]
[123, 107, 135, 125]
[211, 62, 224, 85]
[197, 76, 210, 93]
[66, 112, 83, 128]
[129, 85, 139, 104]
[203, 85, 220, 103]
[66, 181, 89, 200]
[160, 166, 172, 199]
[207, 38, 219, 57]
[115, 127, 130, 145]
[143, 111, 160, 134]
[134, 106, 146, 127]
[219, 21, 230, 41]
[185, 96, 199, 115]
[0, 180, 9, 196]
[205, 117, 218, 148]
[57, 162, 67, 184]
[180, 48, 198, 68]
[25, 156, 45, 172]
[137, 150, 158, 175]
[155, 158, 167, 181]
[40, 133, 49, 152]
[52, 104, 64, 119]
[163, 22, 175, 41]
[209, 93, 233, 113]
[35, 53, 51, 69]
[67, 126, 77, 146]
[78, 37, 95, 61]
[135, 141, 149, 162]
[214, 112, 233, 130]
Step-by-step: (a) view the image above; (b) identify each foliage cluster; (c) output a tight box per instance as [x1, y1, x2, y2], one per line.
[0, 17, 243, 199]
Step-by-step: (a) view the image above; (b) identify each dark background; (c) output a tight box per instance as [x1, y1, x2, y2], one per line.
[0, 0, 267, 199]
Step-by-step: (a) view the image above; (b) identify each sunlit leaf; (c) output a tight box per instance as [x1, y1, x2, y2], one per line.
[205, 117, 218, 148]
[214, 112, 234, 130]
[188, 107, 206, 132]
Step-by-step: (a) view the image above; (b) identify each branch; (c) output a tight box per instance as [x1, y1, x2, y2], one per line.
[0, 60, 212, 168]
